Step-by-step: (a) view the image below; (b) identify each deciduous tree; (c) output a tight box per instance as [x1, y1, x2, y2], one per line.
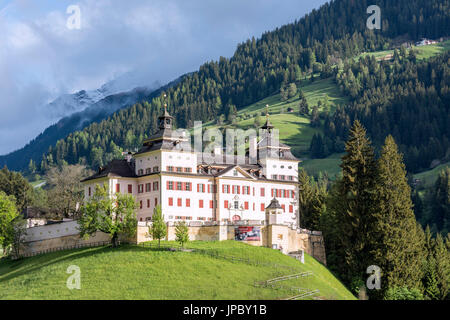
[175, 221, 189, 248]
[148, 205, 167, 248]
[78, 184, 137, 247]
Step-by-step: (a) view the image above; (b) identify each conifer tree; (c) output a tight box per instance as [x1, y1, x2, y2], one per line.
[371, 135, 424, 298]
[326, 120, 378, 285]
[298, 170, 314, 228]
[298, 97, 309, 115]
[430, 168, 450, 234]
[280, 86, 288, 102]
[288, 83, 297, 99]
[433, 233, 449, 299]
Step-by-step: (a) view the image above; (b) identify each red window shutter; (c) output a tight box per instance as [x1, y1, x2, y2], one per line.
[271, 189, 273, 197]
[210, 200, 213, 209]
[281, 204, 285, 212]
[199, 200, 203, 208]
[128, 184, 132, 194]
[222, 185, 224, 193]
[244, 202, 249, 210]
[253, 203, 255, 211]
[166, 181, 169, 190]
[261, 188, 265, 197]
[186, 199, 190, 207]
[237, 186, 240, 194]
[208, 185, 210, 193]
[261, 203, 265, 212]
[169, 198, 173, 206]
[116, 184, 120, 193]
[289, 205, 293, 213]
[182, 182, 185, 191]
[224, 200, 228, 209]
[197, 184, 200, 192]
[177, 198, 182, 207]
[140, 201, 142, 209]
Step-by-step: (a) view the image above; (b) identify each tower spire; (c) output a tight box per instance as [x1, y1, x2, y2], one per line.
[261, 104, 274, 132]
[158, 93, 173, 129]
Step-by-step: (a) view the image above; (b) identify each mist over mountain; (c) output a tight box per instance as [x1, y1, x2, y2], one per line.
[0, 74, 183, 170]
[42, 70, 165, 127]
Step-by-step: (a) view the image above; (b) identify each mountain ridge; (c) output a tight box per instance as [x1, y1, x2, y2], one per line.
[2, 0, 449, 172]
[0, 75, 186, 170]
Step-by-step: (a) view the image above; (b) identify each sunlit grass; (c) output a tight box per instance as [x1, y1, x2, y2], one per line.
[0, 240, 355, 300]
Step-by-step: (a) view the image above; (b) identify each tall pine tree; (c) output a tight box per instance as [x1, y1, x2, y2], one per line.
[326, 120, 378, 286]
[371, 135, 425, 299]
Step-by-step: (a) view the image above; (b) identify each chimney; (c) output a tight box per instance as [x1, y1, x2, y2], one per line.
[249, 136, 257, 163]
[126, 152, 132, 163]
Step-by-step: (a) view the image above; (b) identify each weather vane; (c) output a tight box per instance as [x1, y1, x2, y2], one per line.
[163, 93, 167, 113]
[265, 104, 269, 119]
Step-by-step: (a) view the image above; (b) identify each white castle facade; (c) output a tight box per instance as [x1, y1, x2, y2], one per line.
[82, 108, 300, 227]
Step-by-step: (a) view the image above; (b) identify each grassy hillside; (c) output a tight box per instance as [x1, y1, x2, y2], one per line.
[0, 241, 355, 300]
[199, 76, 347, 159]
[358, 40, 450, 61]
[413, 162, 450, 188]
[300, 153, 344, 179]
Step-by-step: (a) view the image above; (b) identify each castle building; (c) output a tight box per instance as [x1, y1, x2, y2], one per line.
[82, 107, 300, 227]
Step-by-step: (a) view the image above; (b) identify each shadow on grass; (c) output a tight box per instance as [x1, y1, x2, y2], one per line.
[0, 244, 151, 284]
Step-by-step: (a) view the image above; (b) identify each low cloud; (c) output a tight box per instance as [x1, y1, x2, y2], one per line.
[0, 0, 327, 155]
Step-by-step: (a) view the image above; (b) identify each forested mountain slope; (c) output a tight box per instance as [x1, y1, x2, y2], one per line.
[4, 0, 448, 172]
[321, 50, 450, 173]
[0, 76, 186, 171]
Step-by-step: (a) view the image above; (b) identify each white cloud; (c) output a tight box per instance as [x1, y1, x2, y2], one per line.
[0, 0, 328, 155]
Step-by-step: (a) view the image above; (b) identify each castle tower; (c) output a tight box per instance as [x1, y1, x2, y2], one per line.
[158, 96, 173, 130]
[265, 197, 283, 225]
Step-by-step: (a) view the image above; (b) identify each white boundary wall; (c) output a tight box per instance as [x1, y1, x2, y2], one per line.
[24, 221, 80, 242]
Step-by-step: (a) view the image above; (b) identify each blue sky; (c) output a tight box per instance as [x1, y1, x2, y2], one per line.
[0, 0, 328, 155]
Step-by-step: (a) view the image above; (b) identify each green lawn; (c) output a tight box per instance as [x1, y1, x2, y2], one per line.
[0, 240, 355, 300]
[193, 42, 449, 175]
[413, 162, 449, 188]
[199, 77, 347, 158]
[300, 153, 343, 179]
[237, 77, 348, 117]
[358, 40, 450, 61]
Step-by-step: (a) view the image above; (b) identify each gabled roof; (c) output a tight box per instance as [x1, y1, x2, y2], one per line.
[81, 159, 136, 182]
[215, 165, 257, 179]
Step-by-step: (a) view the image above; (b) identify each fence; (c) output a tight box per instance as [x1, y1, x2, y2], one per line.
[254, 271, 319, 300]
[139, 242, 299, 271]
[285, 290, 320, 300]
[255, 271, 313, 286]
[17, 240, 119, 259]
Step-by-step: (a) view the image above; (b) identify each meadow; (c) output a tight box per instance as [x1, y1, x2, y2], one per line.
[0, 240, 355, 300]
